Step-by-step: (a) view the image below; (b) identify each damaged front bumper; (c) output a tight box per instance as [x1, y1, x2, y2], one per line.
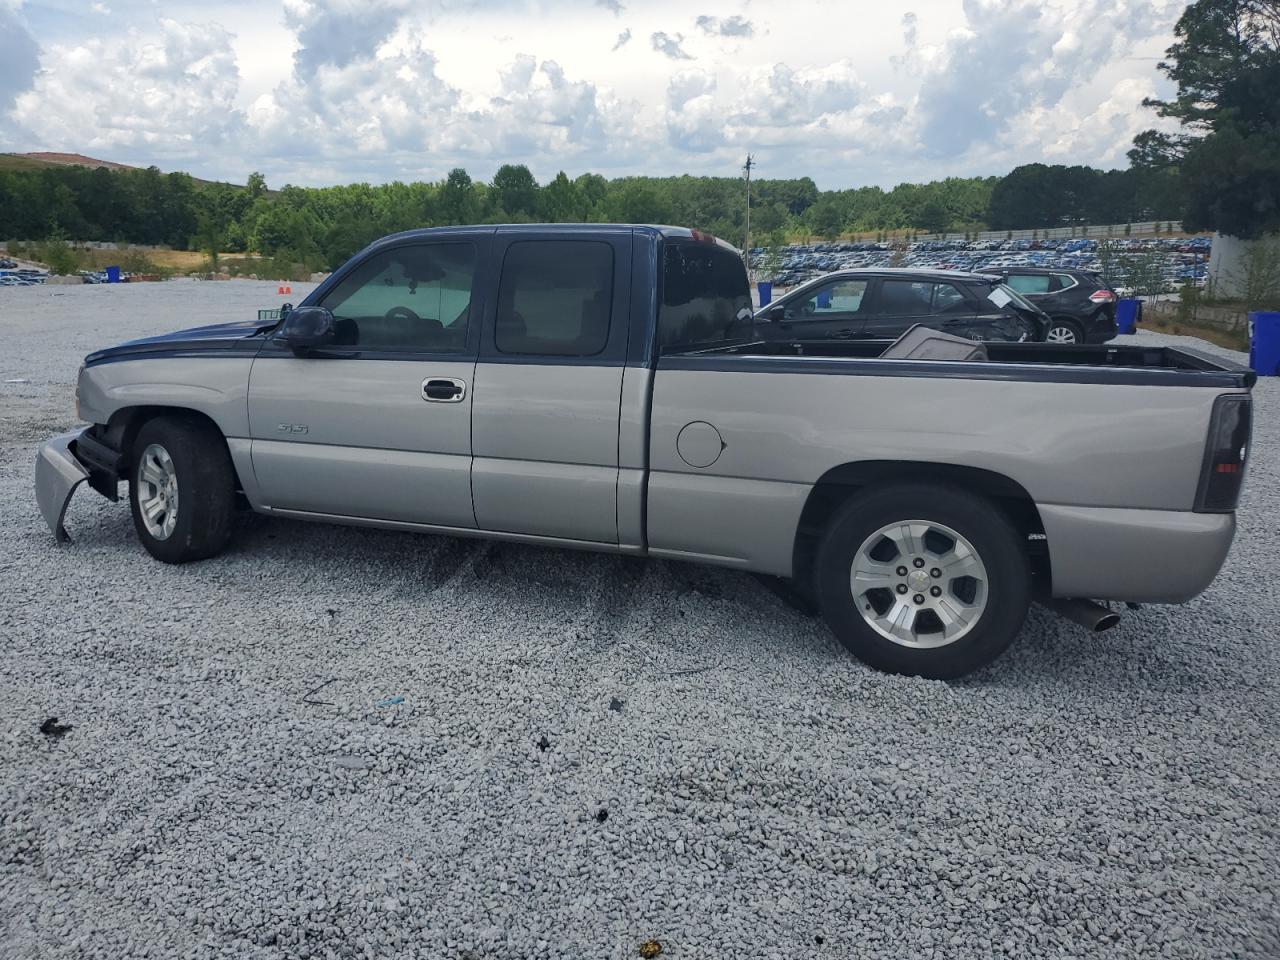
[34, 428, 123, 542]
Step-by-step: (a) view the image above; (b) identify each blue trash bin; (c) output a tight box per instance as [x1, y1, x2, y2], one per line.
[816, 290, 832, 309]
[757, 281, 773, 307]
[1115, 298, 1141, 335]
[1249, 311, 1280, 376]
[105, 265, 121, 283]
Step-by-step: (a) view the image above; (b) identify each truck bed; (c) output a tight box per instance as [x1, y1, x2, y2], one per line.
[668, 339, 1256, 389]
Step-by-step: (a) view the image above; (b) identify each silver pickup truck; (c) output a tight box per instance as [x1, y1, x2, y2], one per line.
[35, 225, 1254, 679]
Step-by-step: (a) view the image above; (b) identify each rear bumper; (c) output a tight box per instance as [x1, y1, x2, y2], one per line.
[1041, 504, 1235, 603]
[35, 432, 92, 543]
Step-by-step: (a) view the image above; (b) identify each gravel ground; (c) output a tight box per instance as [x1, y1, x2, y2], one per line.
[1, 282, 1277, 959]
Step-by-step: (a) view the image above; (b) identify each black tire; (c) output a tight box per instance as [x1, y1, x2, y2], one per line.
[128, 414, 236, 563]
[1045, 317, 1085, 344]
[814, 484, 1031, 679]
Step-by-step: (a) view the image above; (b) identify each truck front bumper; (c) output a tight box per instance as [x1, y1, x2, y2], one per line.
[35, 431, 92, 543]
[1041, 504, 1236, 604]
[34, 427, 123, 542]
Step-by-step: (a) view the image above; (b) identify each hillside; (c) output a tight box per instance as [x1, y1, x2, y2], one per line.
[0, 152, 138, 173]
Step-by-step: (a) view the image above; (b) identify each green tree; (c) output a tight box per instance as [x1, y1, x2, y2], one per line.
[542, 171, 581, 221]
[914, 200, 949, 234]
[491, 163, 540, 219]
[438, 168, 479, 224]
[1130, 0, 1280, 238]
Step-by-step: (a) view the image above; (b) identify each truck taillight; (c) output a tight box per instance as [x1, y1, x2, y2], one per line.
[1195, 395, 1252, 512]
[1089, 289, 1116, 303]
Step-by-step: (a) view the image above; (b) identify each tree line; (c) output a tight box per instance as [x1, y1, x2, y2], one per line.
[0, 160, 1188, 274]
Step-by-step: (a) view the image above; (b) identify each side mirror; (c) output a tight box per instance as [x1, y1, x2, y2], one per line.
[764, 305, 786, 322]
[276, 305, 337, 353]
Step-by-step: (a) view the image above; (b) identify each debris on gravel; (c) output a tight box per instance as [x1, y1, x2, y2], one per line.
[1, 283, 1277, 959]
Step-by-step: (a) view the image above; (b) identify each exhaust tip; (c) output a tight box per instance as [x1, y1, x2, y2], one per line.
[1092, 612, 1122, 633]
[1041, 597, 1124, 633]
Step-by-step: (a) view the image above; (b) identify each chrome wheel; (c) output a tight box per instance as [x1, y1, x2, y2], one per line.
[1046, 324, 1078, 344]
[849, 520, 988, 648]
[136, 443, 179, 540]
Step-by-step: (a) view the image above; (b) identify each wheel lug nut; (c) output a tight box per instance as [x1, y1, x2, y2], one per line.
[896, 584, 908, 595]
[930, 586, 942, 597]
[913, 558, 925, 568]
[896, 566, 908, 576]
[930, 568, 941, 578]
[913, 594, 925, 605]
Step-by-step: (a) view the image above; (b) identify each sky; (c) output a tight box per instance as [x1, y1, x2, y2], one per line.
[0, 0, 1187, 191]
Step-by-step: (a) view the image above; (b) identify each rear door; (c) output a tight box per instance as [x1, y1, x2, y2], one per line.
[470, 230, 632, 543]
[1003, 271, 1059, 309]
[859, 278, 938, 339]
[768, 277, 870, 340]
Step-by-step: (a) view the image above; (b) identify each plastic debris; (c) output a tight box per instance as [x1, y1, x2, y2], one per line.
[39, 717, 72, 738]
[377, 696, 405, 707]
[639, 940, 663, 958]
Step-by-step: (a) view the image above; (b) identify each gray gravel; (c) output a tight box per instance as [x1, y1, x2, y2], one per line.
[2, 282, 1278, 959]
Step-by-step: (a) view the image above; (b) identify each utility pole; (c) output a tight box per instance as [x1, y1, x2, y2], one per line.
[743, 154, 754, 275]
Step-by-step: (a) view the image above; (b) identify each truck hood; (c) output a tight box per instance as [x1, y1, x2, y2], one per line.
[85, 320, 274, 367]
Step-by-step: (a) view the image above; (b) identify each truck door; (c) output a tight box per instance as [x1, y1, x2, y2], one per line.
[470, 230, 632, 543]
[246, 238, 483, 528]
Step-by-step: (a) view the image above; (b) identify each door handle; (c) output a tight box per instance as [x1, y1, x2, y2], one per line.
[422, 377, 466, 402]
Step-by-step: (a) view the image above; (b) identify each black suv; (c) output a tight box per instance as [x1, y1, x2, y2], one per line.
[753, 269, 1049, 344]
[987, 267, 1118, 344]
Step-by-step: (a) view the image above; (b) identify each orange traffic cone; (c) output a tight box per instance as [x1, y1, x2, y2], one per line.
[277, 284, 292, 295]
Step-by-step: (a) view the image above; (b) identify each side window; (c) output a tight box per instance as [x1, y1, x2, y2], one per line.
[931, 283, 969, 314]
[785, 279, 868, 320]
[1005, 273, 1051, 295]
[1052, 273, 1076, 291]
[877, 280, 934, 316]
[319, 244, 475, 352]
[496, 241, 613, 356]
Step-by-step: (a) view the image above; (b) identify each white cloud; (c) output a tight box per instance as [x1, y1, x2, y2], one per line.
[1, 0, 1188, 189]
[11, 19, 242, 168]
[0, 1, 39, 115]
[651, 31, 693, 61]
[695, 14, 754, 38]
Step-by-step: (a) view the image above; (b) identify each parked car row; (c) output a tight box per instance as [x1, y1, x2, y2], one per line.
[755, 235, 1211, 291]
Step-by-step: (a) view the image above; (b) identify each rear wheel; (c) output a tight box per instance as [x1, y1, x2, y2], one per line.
[1045, 318, 1084, 344]
[814, 484, 1031, 679]
[129, 415, 235, 563]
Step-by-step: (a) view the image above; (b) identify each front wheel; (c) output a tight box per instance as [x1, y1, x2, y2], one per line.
[814, 484, 1031, 679]
[129, 415, 236, 563]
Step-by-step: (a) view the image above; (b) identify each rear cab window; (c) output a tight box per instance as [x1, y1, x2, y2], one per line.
[658, 241, 752, 352]
[495, 240, 613, 356]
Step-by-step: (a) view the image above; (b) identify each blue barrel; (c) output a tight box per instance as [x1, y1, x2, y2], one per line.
[105, 265, 121, 283]
[757, 281, 773, 307]
[1115, 298, 1141, 335]
[1249, 311, 1280, 376]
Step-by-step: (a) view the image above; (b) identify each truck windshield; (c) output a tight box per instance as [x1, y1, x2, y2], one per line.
[658, 241, 753, 352]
